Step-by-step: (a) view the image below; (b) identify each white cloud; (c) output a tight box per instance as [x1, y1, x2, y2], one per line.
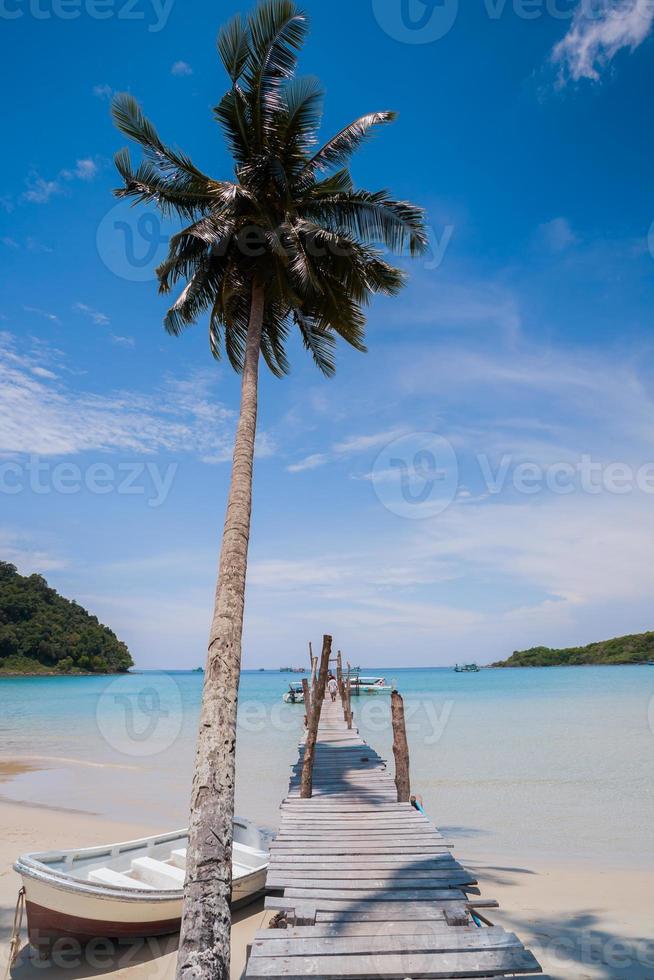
[171, 61, 193, 76]
[0, 332, 237, 460]
[23, 305, 60, 323]
[73, 302, 110, 326]
[535, 217, 578, 253]
[552, 0, 654, 82]
[1, 237, 19, 249]
[23, 173, 62, 204]
[111, 335, 135, 348]
[287, 430, 405, 474]
[64, 158, 98, 181]
[22, 157, 99, 205]
[287, 453, 329, 473]
[93, 84, 113, 100]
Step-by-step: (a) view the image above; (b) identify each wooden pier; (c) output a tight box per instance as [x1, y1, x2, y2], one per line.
[245, 690, 548, 979]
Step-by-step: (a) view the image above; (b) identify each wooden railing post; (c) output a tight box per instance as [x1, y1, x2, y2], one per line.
[345, 661, 353, 729]
[336, 651, 344, 699]
[300, 634, 332, 798]
[301, 678, 311, 726]
[391, 689, 410, 802]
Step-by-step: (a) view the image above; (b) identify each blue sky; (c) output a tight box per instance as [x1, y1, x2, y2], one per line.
[2, 0, 654, 667]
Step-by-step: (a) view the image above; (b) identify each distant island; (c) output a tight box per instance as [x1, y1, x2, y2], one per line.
[492, 631, 654, 668]
[0, 561, 133, 675]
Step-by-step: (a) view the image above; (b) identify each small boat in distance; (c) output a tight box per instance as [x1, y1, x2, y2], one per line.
[279, 666, 306, 673]
[454, 663, 480, 673]
[14, 818, 270, 947]
[282, 681, 305, 703]
[349, 675, 392, 695]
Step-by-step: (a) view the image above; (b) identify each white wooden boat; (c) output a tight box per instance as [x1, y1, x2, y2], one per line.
[14, 817, 270, 946]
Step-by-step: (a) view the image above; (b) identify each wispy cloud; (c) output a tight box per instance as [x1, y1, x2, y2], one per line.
[287, 453, 329, 473]
[171, 60, 193, 76]
[23, 305, 60, 323]
[0, 332, 237, 460]
[534, 217, 578, 253]
[22, 157, 100, 205]
[552, 0, 654, 82]
[73, 302, 110, 326]
[93, 83, 113, 100]
[287, 430, 405, 474]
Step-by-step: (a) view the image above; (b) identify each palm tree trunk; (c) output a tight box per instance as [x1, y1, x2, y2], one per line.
[176, 280, 265, 980]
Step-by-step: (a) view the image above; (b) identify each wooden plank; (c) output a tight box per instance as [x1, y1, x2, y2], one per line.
[281, 887, 467, 903]
[265, 898, 468, 917]
[250, 928, 521, 957]
[268, 854, 454, 865]
[267, 868, 469, 882]
[246, 947, 542, 978]
[254, 923, 468, 940]
[267, 875, 475, 890]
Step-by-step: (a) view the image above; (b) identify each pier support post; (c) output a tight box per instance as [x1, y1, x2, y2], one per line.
[391, 689, 410, 802]
[345, 662, 353, 729]
[301, 678, 311, 725]
[336, 651, 344, 699]
[300, 634, 332, 798]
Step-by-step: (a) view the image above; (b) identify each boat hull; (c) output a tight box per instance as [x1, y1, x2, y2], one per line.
[22, 867, 267, 946]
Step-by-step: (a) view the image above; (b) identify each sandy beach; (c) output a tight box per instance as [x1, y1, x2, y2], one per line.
[1, 797, 651, 980]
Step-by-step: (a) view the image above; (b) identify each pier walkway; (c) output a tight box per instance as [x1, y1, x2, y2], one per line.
[245, 694, 547, 979]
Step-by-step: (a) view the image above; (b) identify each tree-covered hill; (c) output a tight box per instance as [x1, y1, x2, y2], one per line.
[492, 631, 654, 668]
[0, 562, 133, 674]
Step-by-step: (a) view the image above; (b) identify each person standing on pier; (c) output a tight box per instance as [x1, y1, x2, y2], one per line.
[327, 674, 338, 703]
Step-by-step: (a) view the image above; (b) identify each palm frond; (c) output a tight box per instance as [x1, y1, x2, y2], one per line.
[244, 0, 308, 145]
[301, 189, 428, 256]
[297, 111, 397, 181]
[217, 13, 250, 81]
[294, 312, 336, 377]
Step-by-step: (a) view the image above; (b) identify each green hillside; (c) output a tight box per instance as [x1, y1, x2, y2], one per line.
[0, 562, 133, 674]
[493, 631, 654, 668]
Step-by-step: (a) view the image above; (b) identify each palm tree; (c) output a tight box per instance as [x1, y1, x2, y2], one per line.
[112, 1, 427, 975]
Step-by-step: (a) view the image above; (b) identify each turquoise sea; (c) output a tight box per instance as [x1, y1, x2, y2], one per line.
[1, 666, 653, 869]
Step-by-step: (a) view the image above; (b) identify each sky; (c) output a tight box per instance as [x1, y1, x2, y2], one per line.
[2, 0, 654, 668]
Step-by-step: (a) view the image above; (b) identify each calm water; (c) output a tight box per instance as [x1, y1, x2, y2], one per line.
[1, 666, 653, 869]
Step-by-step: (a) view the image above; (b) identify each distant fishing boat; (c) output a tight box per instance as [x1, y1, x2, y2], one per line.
[14, 818, 270, 947]
[454, 663, 480, 673]
[279, 666, 306, 673]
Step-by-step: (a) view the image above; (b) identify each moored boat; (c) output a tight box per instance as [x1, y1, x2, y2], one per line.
[454, 663, 480, 673]
[349, 674, 392, 694]
[282, 681, 305, 703]
[14, 817, 270, 948]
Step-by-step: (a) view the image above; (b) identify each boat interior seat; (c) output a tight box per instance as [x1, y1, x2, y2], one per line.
[170, 848, 187, 869]
[131, 856, 185, 888]
[88, 867, 155, 889]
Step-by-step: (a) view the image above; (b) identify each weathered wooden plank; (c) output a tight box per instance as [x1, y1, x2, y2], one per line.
[246, 947, 542, 978]
[254, 923, 468, 940]
[250, 928, 521, 957]
[267, 875, 475, 890]
[281, 887, 467, 903]
[267, 867, 468, 881]
[268, 854, 454, 865]
[265, 898, 468, 917]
